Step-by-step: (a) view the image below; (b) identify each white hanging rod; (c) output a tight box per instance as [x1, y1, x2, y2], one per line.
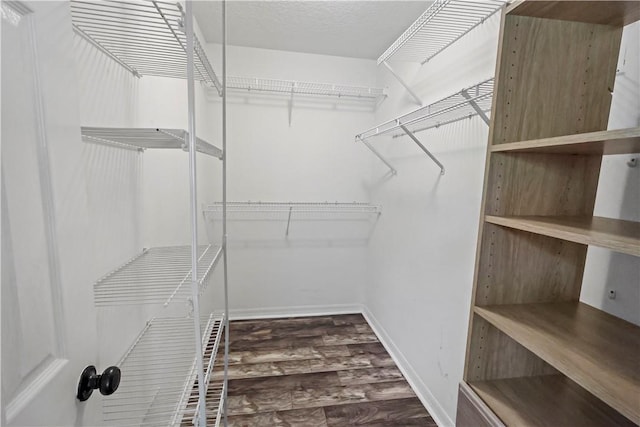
[105, 314, 224, 427]
[356, 78, 494, 175]
[81, 127, 223, 159]
[93, 245, 222, 307]
[70, 0, 222, 94]
[226, 76, 387, 102]
[204, 201, 381, 214]
[377, 0, 507, 65]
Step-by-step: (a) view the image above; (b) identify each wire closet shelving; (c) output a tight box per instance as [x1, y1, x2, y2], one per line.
[226, 76, 387, 103]
[70, 0, 222, 94]
[73, 0, 230, 425]
[356, 78, 494, 175]
[81, 127, 223, 158]
[378, 0, 507, 65]
[206, 201, 382, 214]
[204, 202, 382, 237]
[104, 314, 224, 427]
[93, 245, 222, 307]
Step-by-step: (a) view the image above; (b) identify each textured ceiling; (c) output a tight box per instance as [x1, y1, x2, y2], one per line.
[193, 1, 431, 60]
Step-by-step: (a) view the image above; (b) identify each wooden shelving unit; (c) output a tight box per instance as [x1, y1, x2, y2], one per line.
[475, 302, 640, 422]
[470, 376, 635, 427]
[458, 1, 640, 426]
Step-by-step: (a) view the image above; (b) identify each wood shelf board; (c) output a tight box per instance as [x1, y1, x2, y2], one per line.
[474, 302, 640, 424]
[470, 375, 635, 426]
[490, 127, 640, 154]
[507, 1, 640, 27]
[485, 215, 640, 257]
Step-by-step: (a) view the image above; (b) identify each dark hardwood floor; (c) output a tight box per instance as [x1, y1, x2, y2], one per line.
[211, 314, 437, 426]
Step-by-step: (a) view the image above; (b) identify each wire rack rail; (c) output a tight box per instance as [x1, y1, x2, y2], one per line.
[227, 76, 387, 102]
[104, 314, 224, 427]
[355, 78, 494, 175]
[81, 127, 223, 159]
[70, 0, 222, 94]
[93, 245, 222, 307]
[205, 201, 381, 214]
[204, 202, 381, 237]
[377, 0, 507, 65]
[357, 78, 494, 141]
[182, 320, 225, 427]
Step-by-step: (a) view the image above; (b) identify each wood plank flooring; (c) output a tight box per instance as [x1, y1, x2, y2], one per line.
[211, 314, 436, 426]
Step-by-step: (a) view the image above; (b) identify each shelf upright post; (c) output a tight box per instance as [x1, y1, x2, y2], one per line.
[398, 122, 445, 175]
[381, 61, 422, 106]
[222, 0, 230, 426]
[184, 1, 207, 425]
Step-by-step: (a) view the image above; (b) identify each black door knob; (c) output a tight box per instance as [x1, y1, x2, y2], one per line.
[76, 365, 121, 401]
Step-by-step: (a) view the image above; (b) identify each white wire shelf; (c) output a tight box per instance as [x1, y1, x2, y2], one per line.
[227, 76, 387, 102]
[357, 78, 494, 141]
[205, 201, 382, 215]
[356, 78, 494, 175]
[104, 314, 224, 427]
[377, 0, 507, 65]
[70, 0, 222, 94]
[81, 127, 223, 159]
[93, 245, 222, 307]
[204, 202, 381, 237]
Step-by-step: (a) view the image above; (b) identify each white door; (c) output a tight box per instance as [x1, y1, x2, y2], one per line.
[1, 1, 102, 425]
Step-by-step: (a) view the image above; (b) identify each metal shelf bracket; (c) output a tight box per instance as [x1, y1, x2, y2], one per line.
[461, 89, 490, 126]
[356, 135, 398, 176]
[398, 122, 445, 175]
[288, 82, 295, 126]
[285, 206, 293, 236]
[382, 61, 422, 106]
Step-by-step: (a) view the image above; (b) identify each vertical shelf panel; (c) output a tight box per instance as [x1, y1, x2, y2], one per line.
[466, 314, 557, 381]
[475, 224, 586, 306]
[485, 153, 602, 217]
[507, 1, 640, 26]
[490, 15, 622, 145]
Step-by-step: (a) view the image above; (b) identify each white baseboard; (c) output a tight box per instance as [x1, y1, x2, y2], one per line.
[362, 306, 453, 427]
[228, 303, 364, 320]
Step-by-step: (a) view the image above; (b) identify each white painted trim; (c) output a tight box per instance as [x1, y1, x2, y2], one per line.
[228, 304, 364, 321]
[5, 358, 68, 423]
[362, 306, 453, 427]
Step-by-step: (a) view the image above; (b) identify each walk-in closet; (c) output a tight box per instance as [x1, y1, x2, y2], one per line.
[2, 1, 639, 426]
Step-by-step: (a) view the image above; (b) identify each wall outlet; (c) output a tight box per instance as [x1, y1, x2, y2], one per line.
[608, 289, 617, 300]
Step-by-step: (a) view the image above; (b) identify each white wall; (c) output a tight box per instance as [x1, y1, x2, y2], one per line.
[582, 21, 640, 326]
[203, 43, 378, 316]
[364, 15, 640, 427]
[365, 13, 500, 426]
